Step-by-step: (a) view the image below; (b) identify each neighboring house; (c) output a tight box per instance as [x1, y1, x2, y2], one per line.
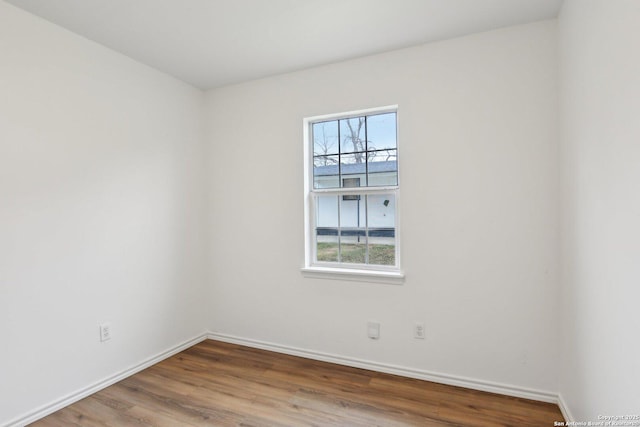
[314, 160, 396, 244]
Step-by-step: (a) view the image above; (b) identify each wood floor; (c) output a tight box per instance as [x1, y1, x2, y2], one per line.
[32, 340, 564, 426]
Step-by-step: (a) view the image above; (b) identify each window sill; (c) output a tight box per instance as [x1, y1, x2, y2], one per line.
[301, 266, 404, 285]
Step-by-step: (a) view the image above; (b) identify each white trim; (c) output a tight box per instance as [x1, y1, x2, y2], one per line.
[305, 105, 398, 123]
[312, 186, 399, 195]
[3, 333, 208, 427]
[557, 393, 574, 423]
[303, 119, 313, 268]
[301, 266, 404, 284]
[207, 332, 559, 404]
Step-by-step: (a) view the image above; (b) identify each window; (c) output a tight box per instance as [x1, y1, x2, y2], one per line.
[303, 106, 403, 283]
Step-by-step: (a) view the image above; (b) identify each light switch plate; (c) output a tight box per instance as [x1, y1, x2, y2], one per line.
[368, 321, 380, 339]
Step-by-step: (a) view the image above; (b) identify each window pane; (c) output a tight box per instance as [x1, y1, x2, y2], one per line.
[340, 117, 366, 154]
[366, 112, 397, 151]
[340, 195, 366, 264]
[367, 194, 395, 266]
[315, 195, 339, 262]
[342, 177, 360, 189]
[340, 193, 365, 228]
[313, 120, 339, 156]
[340, 241, 366, 264]
[367, 150, 397, 186]
[340, 153, 366, 187]
[314, 155, 339, 188]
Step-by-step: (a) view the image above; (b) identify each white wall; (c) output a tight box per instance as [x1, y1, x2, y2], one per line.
[0, 3, 207, 425]
[558, 0, 640, 420]
[17, 3, 638, 421]
[3, 2, 637, 419]
[205, 21, 560, 394]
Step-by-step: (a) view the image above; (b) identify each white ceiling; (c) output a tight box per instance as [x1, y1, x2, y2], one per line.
[5, 0, 563, 90]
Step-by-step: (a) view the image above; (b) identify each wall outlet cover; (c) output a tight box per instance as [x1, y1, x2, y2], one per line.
[414, 322, 425, 339]
[99, 323, 112, 342]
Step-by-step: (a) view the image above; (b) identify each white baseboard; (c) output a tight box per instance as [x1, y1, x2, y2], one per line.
[207, 332, 559, 405]
[557, 393, 574, 423]
[3, 332, 208, 427]
[6, 331, 569, 427]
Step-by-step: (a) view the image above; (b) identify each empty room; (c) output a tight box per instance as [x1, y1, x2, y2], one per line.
[1, 0, 638, 425]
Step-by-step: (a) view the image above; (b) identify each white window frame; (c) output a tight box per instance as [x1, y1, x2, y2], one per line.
[301, 105, 404, 284]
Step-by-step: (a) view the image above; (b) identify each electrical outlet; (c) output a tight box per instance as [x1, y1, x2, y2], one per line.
[414, 322, 425, 339]
[99, 323, 112, 342]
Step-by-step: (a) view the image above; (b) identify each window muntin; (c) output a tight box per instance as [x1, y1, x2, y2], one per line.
[312, 112, 398, 190]
[306, 107, 399, 273]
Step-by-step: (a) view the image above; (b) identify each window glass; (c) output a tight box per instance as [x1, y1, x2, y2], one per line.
[367, 194, 396, 266]
[367, 154, 397, 186]
[313, 121, 339, 156]
[313, 155, 339, 188]
[366, 113, 396, 151]
[340, 117, 366, 154]
[315, 195, 339, 262]
[340, 195, 366, 264]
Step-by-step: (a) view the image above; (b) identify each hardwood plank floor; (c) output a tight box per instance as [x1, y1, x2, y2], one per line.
[31, 340, 564, 426]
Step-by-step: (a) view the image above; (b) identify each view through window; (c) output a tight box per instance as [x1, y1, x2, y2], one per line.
[306, 108, 399, 271]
